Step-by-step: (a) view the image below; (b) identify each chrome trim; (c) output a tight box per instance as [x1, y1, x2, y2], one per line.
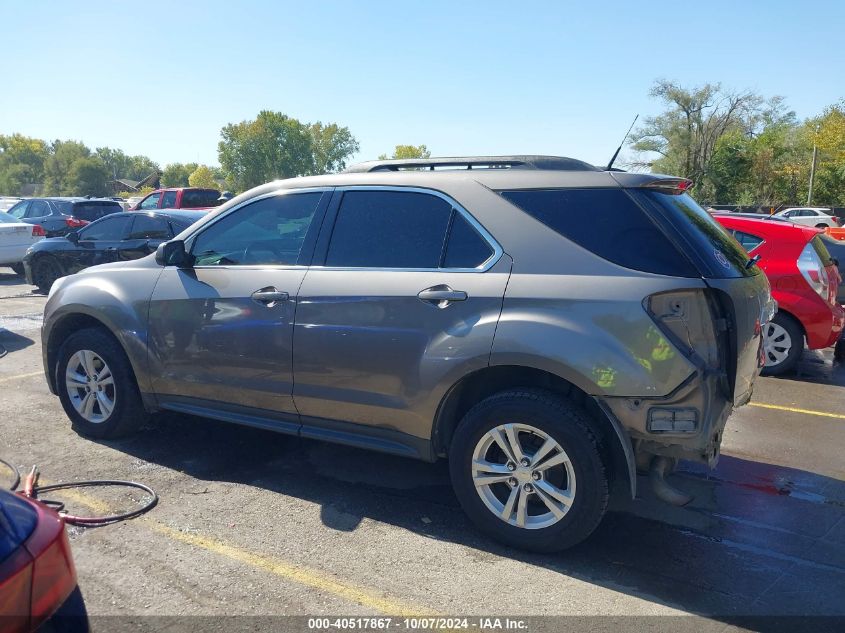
[314, 185, 504, 273]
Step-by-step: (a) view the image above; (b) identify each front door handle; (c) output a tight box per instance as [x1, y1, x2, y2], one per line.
[418, 285, 467, 308]
[251, 287, 289, 307]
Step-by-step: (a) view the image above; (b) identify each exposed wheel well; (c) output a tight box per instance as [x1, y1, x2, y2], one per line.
[432, 365, 629, 491]
[772, 308, 805, 338]
[46, 314, 124, 392]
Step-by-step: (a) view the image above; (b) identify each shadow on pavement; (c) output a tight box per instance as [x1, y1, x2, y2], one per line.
[772, 347, 845, 387]
[0, 328, 34, 354]
[93, 411, 845, 625]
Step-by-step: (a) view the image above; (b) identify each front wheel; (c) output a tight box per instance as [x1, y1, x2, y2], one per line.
[10, 263, 24, 276]
[56, 328, 149, 438]
[449, 390, 608, 552]
[31, 255, 62, 293]
[761, 313, 803, 376]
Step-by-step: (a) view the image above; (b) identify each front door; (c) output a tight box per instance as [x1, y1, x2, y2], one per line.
[293, 188, 511, 441]
[147, 189, 329, 417]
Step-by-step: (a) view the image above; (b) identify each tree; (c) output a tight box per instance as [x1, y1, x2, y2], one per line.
[378, 144, 431, 160]
[43, 140, 91, 195]
[0, 134, 49, 195]
[67, 156, 110, 197]
[161, 162, 198, 188]
[218, 110, 359, 192]
[188, 165, 219, 189]
[96, 147, 160, 182]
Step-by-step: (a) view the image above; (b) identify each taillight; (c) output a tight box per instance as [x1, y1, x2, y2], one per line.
[797, 242, 829, 299]
[65, 218, 87, 228]
[31, 225, 46, 237]
[645, 289, 721, 369]
[28, 527, 76, 629]
[0, 549, 33, 633]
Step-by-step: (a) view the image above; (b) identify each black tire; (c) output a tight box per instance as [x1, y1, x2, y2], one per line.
[761, 312, 803, 376]
[31, 255, 62, 293]
[449, 389, 609, 553]
[56, 327, 149, 439]
[835, 333, 845, 363]
[10, 263, 24, 276]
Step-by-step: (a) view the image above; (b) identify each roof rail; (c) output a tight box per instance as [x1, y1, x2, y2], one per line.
[343, 155, 599, 173]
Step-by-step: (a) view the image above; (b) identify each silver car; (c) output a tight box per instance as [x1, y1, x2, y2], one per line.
[41, 156, 773, 551]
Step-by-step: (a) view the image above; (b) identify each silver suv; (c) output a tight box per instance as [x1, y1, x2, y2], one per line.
[41, 156, 773, 551]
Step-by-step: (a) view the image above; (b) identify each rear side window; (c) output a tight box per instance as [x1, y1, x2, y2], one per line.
[326, 191, 452, 268]
[731, 230, 764, 252]
[80, 216, 132, 241]
[636, 191, 756, 278]
[443, 212, 494, 268]
[182, 189, 220, 208]
[499, 188, 697, 277]
[72, 202, 122, 221]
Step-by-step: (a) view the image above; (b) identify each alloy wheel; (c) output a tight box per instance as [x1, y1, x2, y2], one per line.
[471, 423, 576, 530]
[65, 350, 116, 423]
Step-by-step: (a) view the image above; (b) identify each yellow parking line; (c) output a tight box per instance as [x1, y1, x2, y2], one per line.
[749, 402, 845, 420]
[41, 485, 433, 616]
[0, 370, 44, 384]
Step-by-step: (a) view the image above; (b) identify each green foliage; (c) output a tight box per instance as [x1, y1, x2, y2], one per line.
[161, 162, 199, 188]
[96, 147, 160, 183]
[218, 110, 359, 192]
[378, 144, 431, 160]
[67, 156, 110, 196]
[188, 165, 219, 189]
[0, 134, 49, 195]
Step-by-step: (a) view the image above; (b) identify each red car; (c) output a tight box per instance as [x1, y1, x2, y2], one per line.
[131, 187, 221, 211]
[715, 214, 844, 375]
[0, 488, 87, 632]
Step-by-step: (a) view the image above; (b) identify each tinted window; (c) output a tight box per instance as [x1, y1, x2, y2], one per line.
[500, 188, 697, 277]
[326, 191, 452, 268]
[181, 189, 220, 208]
[636, 191, 755, 279]
[8, 201, 29, 219]
[160, 191, 178, 208]
[79, 216, 131, 241]
[443, 212, 494, 268]
[192, 192, 321, 266]
[138, 193, 161, 210]
[128, 215, 171, 240]
[27, 200, 50, 218]
[731, 230, 764, 252]
[72, 202, 121, 221]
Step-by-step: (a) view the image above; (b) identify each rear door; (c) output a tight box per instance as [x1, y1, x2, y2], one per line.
[293, 187, 510, 443]
[148, 189, 330, 418]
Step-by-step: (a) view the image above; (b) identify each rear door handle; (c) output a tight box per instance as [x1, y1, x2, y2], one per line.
[251, 287, 289, 307]
[418, 285, 467, 308]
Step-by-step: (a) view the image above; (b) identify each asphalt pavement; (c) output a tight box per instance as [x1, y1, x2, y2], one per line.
[0, 269, 843, 632]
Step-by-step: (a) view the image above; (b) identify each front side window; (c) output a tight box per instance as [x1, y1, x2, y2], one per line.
[79, 216, 132, 241]
[138, 193, 161, 210]
[325, 191, 453, 268]
[128, 215, 171, 240]
[191, 192, 322, 266]
[160, 191, 178, 208]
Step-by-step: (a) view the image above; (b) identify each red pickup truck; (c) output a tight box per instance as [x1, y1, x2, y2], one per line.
[131, 187, 220, 211]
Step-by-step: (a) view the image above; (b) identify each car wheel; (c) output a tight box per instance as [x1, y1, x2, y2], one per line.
[56, 328, 149, 439]
[761, 313, 803, 376]
[10, 263, 24, 276]
[449, 389, 608, 552]
[31, 256, 62, 293]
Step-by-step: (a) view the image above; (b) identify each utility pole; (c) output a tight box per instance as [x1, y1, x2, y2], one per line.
[807, 125, 819, 205]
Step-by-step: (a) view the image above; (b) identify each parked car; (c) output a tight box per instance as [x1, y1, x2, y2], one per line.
[6, 198, 123, 237]
[24, 210, 204, 292]
[773, 207, 841, 228]
[819, 233, 845, 304]
[714, 214, 844, 374]
[41, 155, 773, 552]
[0, 211, 45, 275]
[130, 187, 221, 211]
[824, 226, 845, 241]
[0, 487, 88, 632]
[125, 196, 143, 209]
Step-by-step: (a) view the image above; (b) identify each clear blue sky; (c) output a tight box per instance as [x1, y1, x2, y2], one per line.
[2, 0, 843, 169]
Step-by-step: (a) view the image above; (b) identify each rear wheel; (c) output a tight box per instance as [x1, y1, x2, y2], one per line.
[10, 263, 24, 276]
[449, 389, 608, 552]
[761, 312, 803, 376]
[815, 223, 828, 229]
[31, 255, 62, 293]
[56, 328, 149, 438]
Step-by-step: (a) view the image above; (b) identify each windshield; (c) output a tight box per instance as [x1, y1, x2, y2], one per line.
[635, 191, 758, 279]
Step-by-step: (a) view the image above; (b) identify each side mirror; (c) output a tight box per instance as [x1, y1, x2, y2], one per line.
[155, 240, 191, 267]
[66, 230, 79, 244]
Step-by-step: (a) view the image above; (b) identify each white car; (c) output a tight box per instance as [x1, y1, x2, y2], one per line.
[0, 211, 45, 275]
[0, 197, 22, 213]
[774, 207, 841, 228]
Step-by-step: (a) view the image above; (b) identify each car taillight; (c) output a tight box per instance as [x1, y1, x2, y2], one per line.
[797, 242, 829, 299]
[27, 525, 76, 630]
[0, 549, 33, 633]
[645, 289, 721, 369]
[31, 225, 46, 237]
[65, 218, 87, 228]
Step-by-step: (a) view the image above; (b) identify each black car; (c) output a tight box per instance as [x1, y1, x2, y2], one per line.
[7, 198, 123, 237]
[24, 210, 205, 292]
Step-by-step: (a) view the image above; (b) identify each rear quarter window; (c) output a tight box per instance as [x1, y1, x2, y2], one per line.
[498, 188, 698, 277]
[72, 202, 122, 221]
